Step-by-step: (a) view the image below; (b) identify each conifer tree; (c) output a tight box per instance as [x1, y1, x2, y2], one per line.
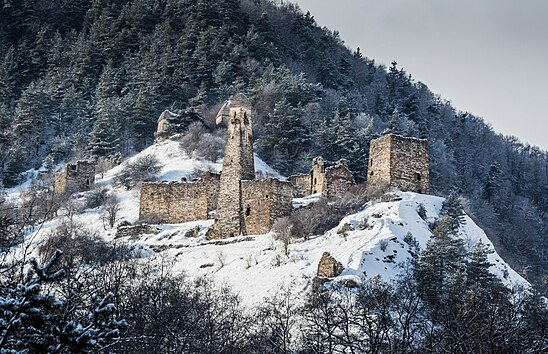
[483, 162, 502, 203]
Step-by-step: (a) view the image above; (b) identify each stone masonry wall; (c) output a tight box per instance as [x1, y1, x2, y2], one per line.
[311, 157, 327, 194]
[367, 134, 393, 190]
[288, 174, 311, 197]
[241, 178, 294, 235]
[213, 93, 255, 238]
[54, 161, 95, 196]
[325, 162, 355, 197]
[390, 135, 429, 193]
[139, 172, 220, 223]
[367, 134, 429, 193]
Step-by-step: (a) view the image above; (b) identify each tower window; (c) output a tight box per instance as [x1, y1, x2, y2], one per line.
[418, 188, 423, 194]
[370, 171, 374, 176]
[370, 159, 373, 166]
[245, 206, 251, 217]
[416, 172, 422, 181]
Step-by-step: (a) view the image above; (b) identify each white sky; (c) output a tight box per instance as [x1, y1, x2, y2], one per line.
[291, 0, 548, 150]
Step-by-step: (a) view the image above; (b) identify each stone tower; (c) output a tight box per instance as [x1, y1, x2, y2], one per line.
[212, 93, 255, 238]
[367, 134, 429, 194]
[54, 161, 96, 197]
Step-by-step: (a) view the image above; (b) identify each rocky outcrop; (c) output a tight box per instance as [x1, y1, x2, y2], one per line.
[115, 224, 160, 239]
[317, 252, 344, 278]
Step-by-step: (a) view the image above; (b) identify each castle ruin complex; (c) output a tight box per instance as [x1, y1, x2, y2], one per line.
[138, 95, 430, 239]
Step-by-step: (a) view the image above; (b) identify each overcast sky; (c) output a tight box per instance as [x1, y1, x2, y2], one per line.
[291, 0, 548, 150]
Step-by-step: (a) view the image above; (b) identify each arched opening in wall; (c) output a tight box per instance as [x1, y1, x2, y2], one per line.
[70, 164, 77, 171]
[415, 172, 422, 181]
[245, 206, 251, 217]
[370, 170, 374, 176]
[418, 188, 423, 194]
[243, 112, 249, 124]
[370, 159, 373, 166]
[314, 177, 317, 185]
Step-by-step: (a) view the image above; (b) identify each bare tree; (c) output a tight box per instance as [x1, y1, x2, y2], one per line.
[103, 195, 121, 229]
[273, 217, 293, 256]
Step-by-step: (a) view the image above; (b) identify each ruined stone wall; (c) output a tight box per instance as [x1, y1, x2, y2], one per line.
[311, 157, 327, 194]
[367, 134, 429, 193]
[288, 174, 311, 197]
[241, 178, 294, 235]
[54, 161, 95, 196]
[325, 162, 355, 197]
[201, 171, 220, 211]
[367, 135, 393, 191]
[213, 93, 255, 238]
[390, 135, 429, 193]
[139, 172, 220, 223]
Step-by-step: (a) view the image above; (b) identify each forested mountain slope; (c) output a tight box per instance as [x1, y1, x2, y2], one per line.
[0, 0, 546, 289]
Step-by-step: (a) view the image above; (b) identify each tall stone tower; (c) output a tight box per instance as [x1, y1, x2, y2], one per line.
[212, 93, 255, 238]
[367, 134, 429, 194]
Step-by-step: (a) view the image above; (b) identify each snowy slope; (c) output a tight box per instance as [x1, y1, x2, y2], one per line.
[125, 191, 526, 306]
[8, 139, 528, 307]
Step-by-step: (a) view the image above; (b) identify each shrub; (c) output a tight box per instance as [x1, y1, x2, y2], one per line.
[115, 155, 163, 189]
[38, 222, 135, 269]
[84, 187, 109, 209]
[179, 122, 224, 162]
[417, 203, 427, 220]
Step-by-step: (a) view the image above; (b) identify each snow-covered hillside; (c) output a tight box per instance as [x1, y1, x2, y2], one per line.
[8, 139, 528, 307]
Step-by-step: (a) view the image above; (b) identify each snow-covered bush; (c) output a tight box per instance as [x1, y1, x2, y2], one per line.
[0, 250, 125, 352]
[179, 122, 224, 162]
[114, 155, 163, 190]
[38, 223, 135, 268]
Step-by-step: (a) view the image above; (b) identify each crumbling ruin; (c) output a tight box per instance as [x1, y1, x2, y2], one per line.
[139, 93, 294, 239]
[367, 134, 429, 193]
[139, 97, 431, 239]
[289, 157, 356, 197]
[54, 161, 95, 196]
[317, 251, 344, 278]
[139, 171, 220, 223]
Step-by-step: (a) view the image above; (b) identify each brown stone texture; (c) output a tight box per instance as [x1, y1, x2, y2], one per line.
[139, 171, 220, 223]
[288, 174, 311, 197]
[213, 93, 255, 238]
[317, 251, 344, 278]
[367, 134, 429, 194]
[324, 160, 355, 197]
[290, 157, 355, 197]
[241, 178, 294, 235]
[311, 156, 327, 194]
[54, 161, 95, 196]
[115, 224, 159, 238]
[155, 110, 177, 141]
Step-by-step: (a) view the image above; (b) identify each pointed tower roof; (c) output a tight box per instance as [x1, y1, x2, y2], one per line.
[230, 92, 251, 108]
[215, 92, 252, 124]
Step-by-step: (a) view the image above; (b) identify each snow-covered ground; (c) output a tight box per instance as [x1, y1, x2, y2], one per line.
[6, 139, 528, 307]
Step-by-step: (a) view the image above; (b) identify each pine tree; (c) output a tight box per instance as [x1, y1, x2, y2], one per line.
[417, 212, 467, 311]
[0, 250, 125, 352]
[483, 162, 502, 203]
[257, 98, 310, 173]
[466, 240, 498, 287]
